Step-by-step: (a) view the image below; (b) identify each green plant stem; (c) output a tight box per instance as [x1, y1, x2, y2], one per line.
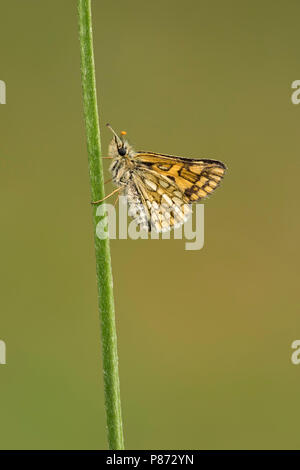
[77, 0, 124, 450]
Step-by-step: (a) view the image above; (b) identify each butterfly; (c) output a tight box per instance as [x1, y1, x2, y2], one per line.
[92, 124, 227, 232]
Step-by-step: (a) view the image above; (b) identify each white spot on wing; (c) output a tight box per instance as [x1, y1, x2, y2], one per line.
[145, 179, 157, 191]
[159, 180, 169, 189]
[162, 194, 172, 206]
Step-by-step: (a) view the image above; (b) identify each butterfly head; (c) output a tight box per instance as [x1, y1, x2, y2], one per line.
[106, 123, 133, 158]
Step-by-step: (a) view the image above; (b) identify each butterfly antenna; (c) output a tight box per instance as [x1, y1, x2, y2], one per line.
[106, 123, 123, 146]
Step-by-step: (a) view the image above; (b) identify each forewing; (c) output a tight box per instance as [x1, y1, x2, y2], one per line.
[134, 152, 226, 202]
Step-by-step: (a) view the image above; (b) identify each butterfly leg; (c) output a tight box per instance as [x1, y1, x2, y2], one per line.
[113, 190, 123, 207]
[104, 177, 113, 185]
[91, 186, 122, 204]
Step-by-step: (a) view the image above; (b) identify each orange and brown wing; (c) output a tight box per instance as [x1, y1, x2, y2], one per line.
[133, 152, 226, 203]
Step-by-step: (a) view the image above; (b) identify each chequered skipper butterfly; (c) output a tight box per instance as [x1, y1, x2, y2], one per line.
[92, 124, 227, 233]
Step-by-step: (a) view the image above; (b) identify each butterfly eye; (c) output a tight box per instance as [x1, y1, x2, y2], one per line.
[118, 147, 126, 156]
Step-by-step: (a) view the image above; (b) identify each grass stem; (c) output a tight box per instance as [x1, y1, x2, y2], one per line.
[77, 0, 124, 450]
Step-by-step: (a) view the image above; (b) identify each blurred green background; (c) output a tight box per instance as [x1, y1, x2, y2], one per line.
[0, 0, 300, 450]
